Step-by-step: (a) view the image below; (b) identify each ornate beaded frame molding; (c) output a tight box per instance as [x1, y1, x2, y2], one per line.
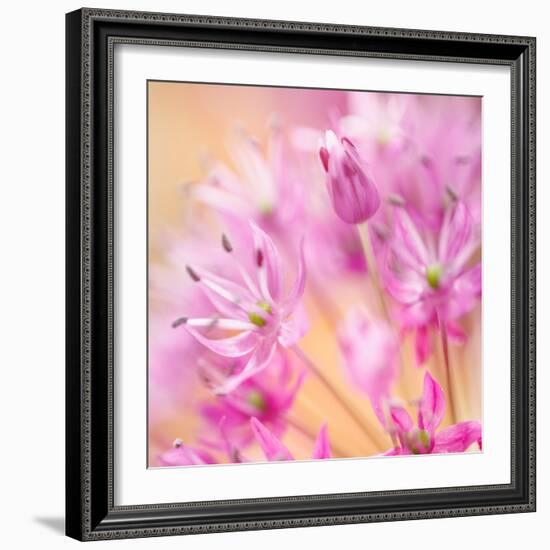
[65, 7, 536, 541]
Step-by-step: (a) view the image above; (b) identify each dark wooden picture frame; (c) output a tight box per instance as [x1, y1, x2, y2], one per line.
[66, 8, 536, 541]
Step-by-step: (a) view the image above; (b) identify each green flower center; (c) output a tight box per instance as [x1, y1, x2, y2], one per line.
[258, 200, 274, 215]
[408, 429, 431, 454]
[248, 312, 267, 327]
[256, 301, 273, 314]
[426, 263, 443, 289]
[418, 429, 431, 448]
[377, 126, 392, 145]
[248, 301, 273, 328]
[247, 390, 267, 411]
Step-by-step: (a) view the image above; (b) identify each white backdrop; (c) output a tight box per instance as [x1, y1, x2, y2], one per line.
[0, 1, 545, 549]
[116, 46, 510, 505]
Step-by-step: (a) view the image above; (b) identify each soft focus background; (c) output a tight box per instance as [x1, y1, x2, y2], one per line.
[148, 81, 482, 465]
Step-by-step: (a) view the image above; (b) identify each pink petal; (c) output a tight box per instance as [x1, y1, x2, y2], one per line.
[414, 325, 432, 367]
[312, 424, 332, 459]
[185, 318, 255, 331]
[443, 263, 481, 320]
[191, 181, 251, 218]
[278, 302, 309, 347]
[383, 446, 406, 456]
[230, 134, 275, 209]
[389, 404, 414, 432]
[438, 201, 472, 265]
[319, 146, 329, 172]
[250, 417, 293, 461]
[323, 131, 380, 224]
[215, 340, 277, 394]
[193, 265, 258, 311]
[250, 220, 283, 302]
[456, 263, 482, 296]
[207, 161, 246, 194]
[183, 325, 259, 358]
[381, 248, 424, 304]
[156, 444, 215, 466]
[418, 371, 445, 432]
[432, 421, 482, 453]
[219, 416, 248, 463]
[290, 126, 323, 152]
[397, 299, 434, 328]
[446, 321, 467, 344]
[281, 238, 307, 317]
[392, 207, 430, 269]
[338, 308, 398, 408]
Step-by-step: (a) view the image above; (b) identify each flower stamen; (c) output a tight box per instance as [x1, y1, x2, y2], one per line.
[186, 265, 201, 282]
[221, 233, 233, 253]
[248, 311, 267, 328]
[247, 389, 267, 411]
[426, 263, 443, 290]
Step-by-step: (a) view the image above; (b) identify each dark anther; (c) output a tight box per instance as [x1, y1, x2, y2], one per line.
[387, 193, 406, 207]
[186, 265, 201, 282]
[446, 185, 459, 201]
[222, 234, 233, 253]
[256, 249, 264, 268]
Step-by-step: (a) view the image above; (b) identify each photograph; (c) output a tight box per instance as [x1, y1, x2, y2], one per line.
[147, 82, 483, 468]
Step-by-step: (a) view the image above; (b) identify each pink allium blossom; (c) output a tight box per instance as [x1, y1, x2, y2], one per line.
[343, 93, 481, 231]
[251, 418, 331, 461]
[319, 130, 380, 224]
[305, 213, 367, 278]
[340, 92, 411, 153]
[148, 234, 232, 425]
[383, 200, 481, 364]
[174, 221, 307, 395]
[191, 125, 304, 234]
[197, 352, 305, 450]
[337, 307, 398, 422]
[384, 371, 481, 455]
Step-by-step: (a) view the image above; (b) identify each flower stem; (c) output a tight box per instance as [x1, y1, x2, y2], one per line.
[439, 320, 458, 424]
[358, 223, 391, 323]
[291, 344, 382, 450]
[358, 224, 413, 403]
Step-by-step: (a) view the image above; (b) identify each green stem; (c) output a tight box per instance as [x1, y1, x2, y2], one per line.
[439, 319, 458, 424]
[291, 345, 382, 450]
[358, 223, 391, 323]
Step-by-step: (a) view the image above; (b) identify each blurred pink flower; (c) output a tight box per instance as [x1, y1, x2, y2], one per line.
[340, 92, 412, 153]
[337, 307, 398, 422]
[156, 439, 216, 467]
[343, 93, 481, 231]
[401, 96, 482, 227]
[384, 371, 481, 455]
[197, 352, 305, 450]
[191, 125, 305, 235]
[251, 418, 331, 461]
[383, 200, 481, 364]
[174, 221, 307, 394]
[148, 321, 203, 426]
[319, 130, 380, 224]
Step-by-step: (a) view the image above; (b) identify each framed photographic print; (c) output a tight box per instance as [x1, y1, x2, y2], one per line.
[65, 8, 536, 541]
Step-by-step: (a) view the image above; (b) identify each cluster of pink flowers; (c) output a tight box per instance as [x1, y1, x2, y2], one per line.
[150, 91, 482, 466]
